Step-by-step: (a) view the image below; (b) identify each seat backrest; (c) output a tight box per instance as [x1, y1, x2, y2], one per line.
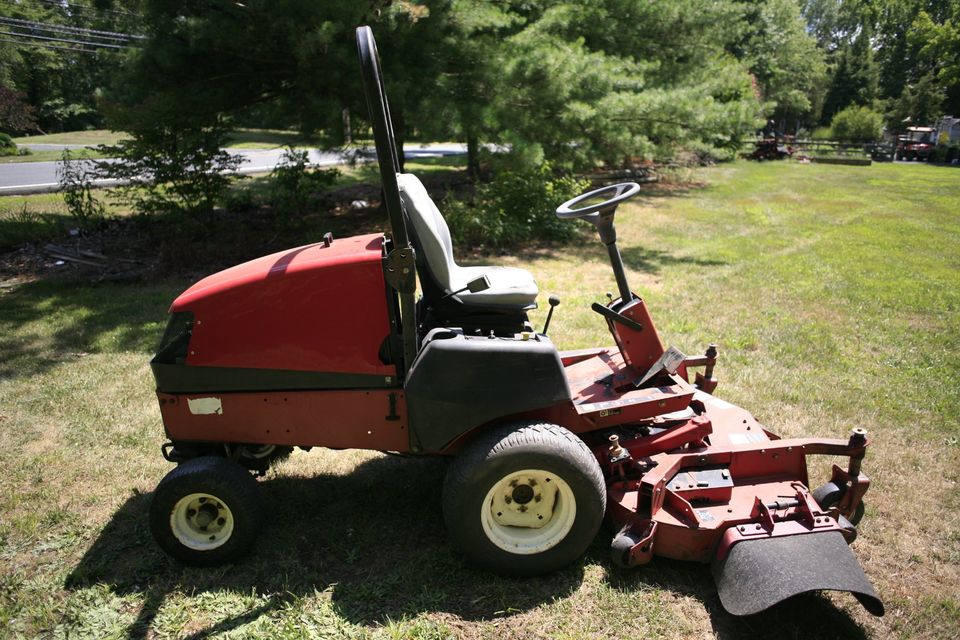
[397, 173, 456, 290]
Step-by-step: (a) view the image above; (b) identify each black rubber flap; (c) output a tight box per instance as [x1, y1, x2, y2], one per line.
[711, 531, 884, 617]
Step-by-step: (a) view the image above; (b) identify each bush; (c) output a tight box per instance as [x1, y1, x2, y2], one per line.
[269, 147, 340, 225]
[810, 126, 833, 140]
[96, 123, 242, 219]
[57, 149, 106, 228]
[830, 105, 883, 142]
[444, 162, 589, 247]
[929, 144, 960, 163]
[0, 132, 17, 157]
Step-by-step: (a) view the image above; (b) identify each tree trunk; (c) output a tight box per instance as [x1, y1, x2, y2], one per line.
[341, 108, 351, 145]
[467, 131, 480, 179]
[393, 109, 406, 173]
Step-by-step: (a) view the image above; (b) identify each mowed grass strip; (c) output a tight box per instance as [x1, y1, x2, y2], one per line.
[1, 161, 958, 639]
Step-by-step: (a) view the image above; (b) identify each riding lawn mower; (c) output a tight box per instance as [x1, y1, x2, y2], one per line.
[147, 26, 883, 618]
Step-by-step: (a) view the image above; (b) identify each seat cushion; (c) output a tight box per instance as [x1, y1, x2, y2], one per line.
[397, 173, 538, 309]
[453, 265, 538, 308]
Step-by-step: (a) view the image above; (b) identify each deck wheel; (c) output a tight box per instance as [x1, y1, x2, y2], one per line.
[813, 481, 865, 527]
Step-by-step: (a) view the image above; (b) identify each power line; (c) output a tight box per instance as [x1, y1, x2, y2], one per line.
[0, 35, 97, 53]
[0, 15, 143, 40]
[0, 28, 127, 48]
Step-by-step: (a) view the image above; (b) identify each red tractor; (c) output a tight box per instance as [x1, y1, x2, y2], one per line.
[147, 27, 883, 618]
[896, 126, 936, 161]
[748, 138, 793, 161]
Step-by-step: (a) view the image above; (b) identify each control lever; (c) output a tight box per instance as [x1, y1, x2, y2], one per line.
[438, 275, 490, 303]
[542, 295, 560, 335]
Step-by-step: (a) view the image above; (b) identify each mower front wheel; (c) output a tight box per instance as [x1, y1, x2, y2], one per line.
[443, 422, 606, 576]
[150, 456, 264, 566]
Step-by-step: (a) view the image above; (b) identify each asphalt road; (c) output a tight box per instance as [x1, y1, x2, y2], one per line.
[0, 144, 467, 195]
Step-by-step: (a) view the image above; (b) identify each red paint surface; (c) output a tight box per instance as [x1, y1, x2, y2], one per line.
[158, 389, 410, 452]
[600, 389, 866, 564]
[610, 297, 665, 370]
[170, 234, 393, 376]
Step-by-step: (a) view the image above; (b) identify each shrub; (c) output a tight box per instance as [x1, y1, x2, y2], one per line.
[830, 105, 883, 142]
[0, 132, 17, 157]
[810, 126, 833, 140]
[929, 144, 960, 163]
[57, 149, 105, 228]
[96, 123, 242, 219]
[444, 162, 589, 247]
[269, 147, 340, 225]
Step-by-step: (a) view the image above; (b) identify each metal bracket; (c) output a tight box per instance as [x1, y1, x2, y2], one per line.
[591, 302, 644, 333]
[383, 247, 417, 293]
[637, 346, 687, 387]
[385, 392, 400, 421]
[612, 520, 658, 567]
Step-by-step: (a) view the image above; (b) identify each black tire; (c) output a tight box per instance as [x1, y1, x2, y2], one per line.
[442, 422, 606, 577]
[812, 481, 864, 526]
[150, 456, 264, 566]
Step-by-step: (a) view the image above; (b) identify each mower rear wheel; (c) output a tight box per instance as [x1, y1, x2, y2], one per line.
[150, 456, 264, 566]
[443, 422, 605, 576]
[813, 481, 865, 526]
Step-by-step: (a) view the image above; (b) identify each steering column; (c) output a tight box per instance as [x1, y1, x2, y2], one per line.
[556, 182, 641, 305]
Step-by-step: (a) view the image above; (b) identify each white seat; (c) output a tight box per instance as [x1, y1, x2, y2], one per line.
[397, 173, 538, 309]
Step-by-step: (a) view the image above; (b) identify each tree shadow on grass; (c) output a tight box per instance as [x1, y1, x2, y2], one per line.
[66, 454, 585, 639]
[0, 279, 181, 379]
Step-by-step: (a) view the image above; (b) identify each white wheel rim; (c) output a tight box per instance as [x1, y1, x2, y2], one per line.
[170, 492, 235, 551]
[480, 469, 576, 555]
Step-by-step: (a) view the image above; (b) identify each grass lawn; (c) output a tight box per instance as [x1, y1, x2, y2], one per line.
[224, 128, 323, 150]
[1, 161, 958, 639]
[12, 129, 318, 151]
[0, 192, 134, 252]
[12, 130, 129, 147]
[0, 148, 106, 165]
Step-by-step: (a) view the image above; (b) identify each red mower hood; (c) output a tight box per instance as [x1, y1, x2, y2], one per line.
[171, 233, 385, 311]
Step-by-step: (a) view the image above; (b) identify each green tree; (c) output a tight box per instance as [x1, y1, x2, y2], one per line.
[822, 24, 879, 122]
[104, 0, 767, 173]
[737, 0, 827, 130]
[0, 1, 143, 132]
[907, 5, 960, 117]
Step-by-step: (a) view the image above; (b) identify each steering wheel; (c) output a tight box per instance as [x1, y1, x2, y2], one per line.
[556, 182, 641, 220]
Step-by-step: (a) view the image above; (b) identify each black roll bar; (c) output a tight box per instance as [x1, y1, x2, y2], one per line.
[356, 26, 418, 377]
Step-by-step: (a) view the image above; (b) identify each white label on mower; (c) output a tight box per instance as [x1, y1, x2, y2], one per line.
[728, 433, 750, 445]
[694, 391, 735, 411]
[187, 397, 223, 415]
